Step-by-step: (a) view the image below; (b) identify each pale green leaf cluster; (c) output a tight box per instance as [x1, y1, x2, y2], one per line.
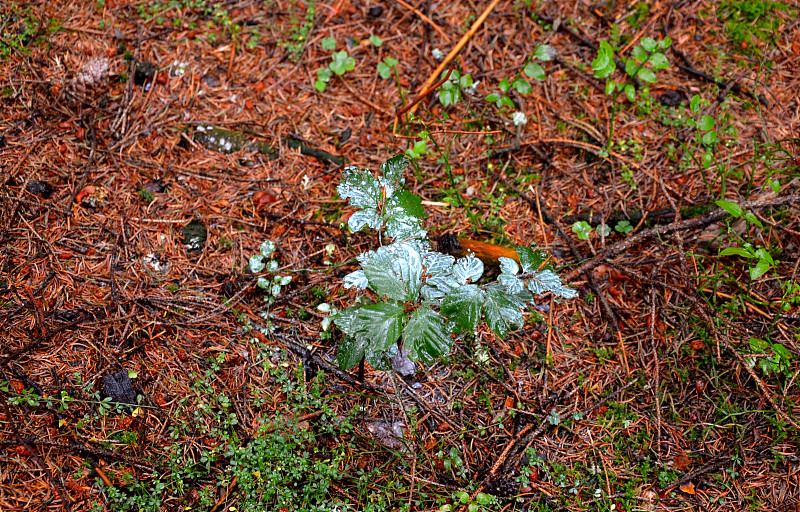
[249, 240, 292, 299]
[331, 156, 577, 371]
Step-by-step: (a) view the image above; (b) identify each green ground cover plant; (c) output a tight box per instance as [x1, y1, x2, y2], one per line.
[328, 155, 576, 372]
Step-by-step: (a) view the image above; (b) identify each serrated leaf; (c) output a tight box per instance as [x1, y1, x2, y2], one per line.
[321, 36, 337, 50]
[523, 62, 545, 81]
[348, 208, 382, 232]
[343, 270, 369, 289]
[486, 93, 500, 102]
[316, 67, 332, 81]
[453, 254, 484, 284]
[421, 275, 459, 302]
[533, 44, 554, 61]
[363, 244, 422, 301]
[516, 246, 545, 273]
[592, 41, 615, 79]
[423, 251, 455, 275]
[388, 189, 425, 218]
[337, 333, 368, 370]
[403, 306, 451, 363]
[715, 200, 743, 218]
[441, 284, 484, 333]
[499, 257, 519, 275]
[702, 131, 717, 145]
[338, 167, 381, 210]
[379, 155, 409, 196]
[605, 80, 616, 96]
[526, 270, 578, 299]
[384, 190, 426, 240]
[333, 305, 361, 336]
[352, 302, 405, 356]
[499, 272, 524, 294]
[483, 283, 524, 337]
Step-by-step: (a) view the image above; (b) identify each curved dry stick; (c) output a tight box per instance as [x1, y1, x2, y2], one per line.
[406, 0, 502, 118]
[392, 0, 451, 42]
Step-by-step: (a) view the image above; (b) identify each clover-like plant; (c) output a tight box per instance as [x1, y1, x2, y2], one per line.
[329, 155, 576, 372]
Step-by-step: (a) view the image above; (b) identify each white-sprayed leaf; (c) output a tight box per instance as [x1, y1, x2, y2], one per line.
[259, 240, 276, 258]
[499, 272, 524, 294]
[499, 257, 519, 275]
[384, 190, 426, 240]
[378, 155, 409, 198]
[441, 284, 484, 333]
[363, 244, 422, 301]
[526, 270, 578, 299]
[332, 305, 360, 336]
[343, 270, 369, 289]
[402, 306, 451, 363]
[348, 208, 382, 232]
[338, 167, 381, 210]
[249, 255, 265, 273]
[423, 251, 455, 275]
[453, 254, 484, 284]
[392, 244, 423, 300]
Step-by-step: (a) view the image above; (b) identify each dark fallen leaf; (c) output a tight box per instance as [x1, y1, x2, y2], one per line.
[134, 60, 155, 86]
[183, 219, 207, 253]
[27, 180, 54, 198]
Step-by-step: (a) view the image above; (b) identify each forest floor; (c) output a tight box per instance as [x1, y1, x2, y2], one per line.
[1, 0, 800, 511]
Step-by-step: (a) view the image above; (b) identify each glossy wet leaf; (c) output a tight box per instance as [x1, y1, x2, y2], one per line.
[441, 284, 484, 333]
[403, 306, 451, 363]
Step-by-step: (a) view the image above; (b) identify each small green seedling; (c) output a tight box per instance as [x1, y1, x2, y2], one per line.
[377, 56, 398, 79]
[314, 39, 356, 92]
[486, 44, 553, 111]
[593, 37, 671, 101]
[249, 241, 293, 301]
[438, 68, 474, 107]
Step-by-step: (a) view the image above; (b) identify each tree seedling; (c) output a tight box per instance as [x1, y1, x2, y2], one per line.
[326, 155, 576, 374]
